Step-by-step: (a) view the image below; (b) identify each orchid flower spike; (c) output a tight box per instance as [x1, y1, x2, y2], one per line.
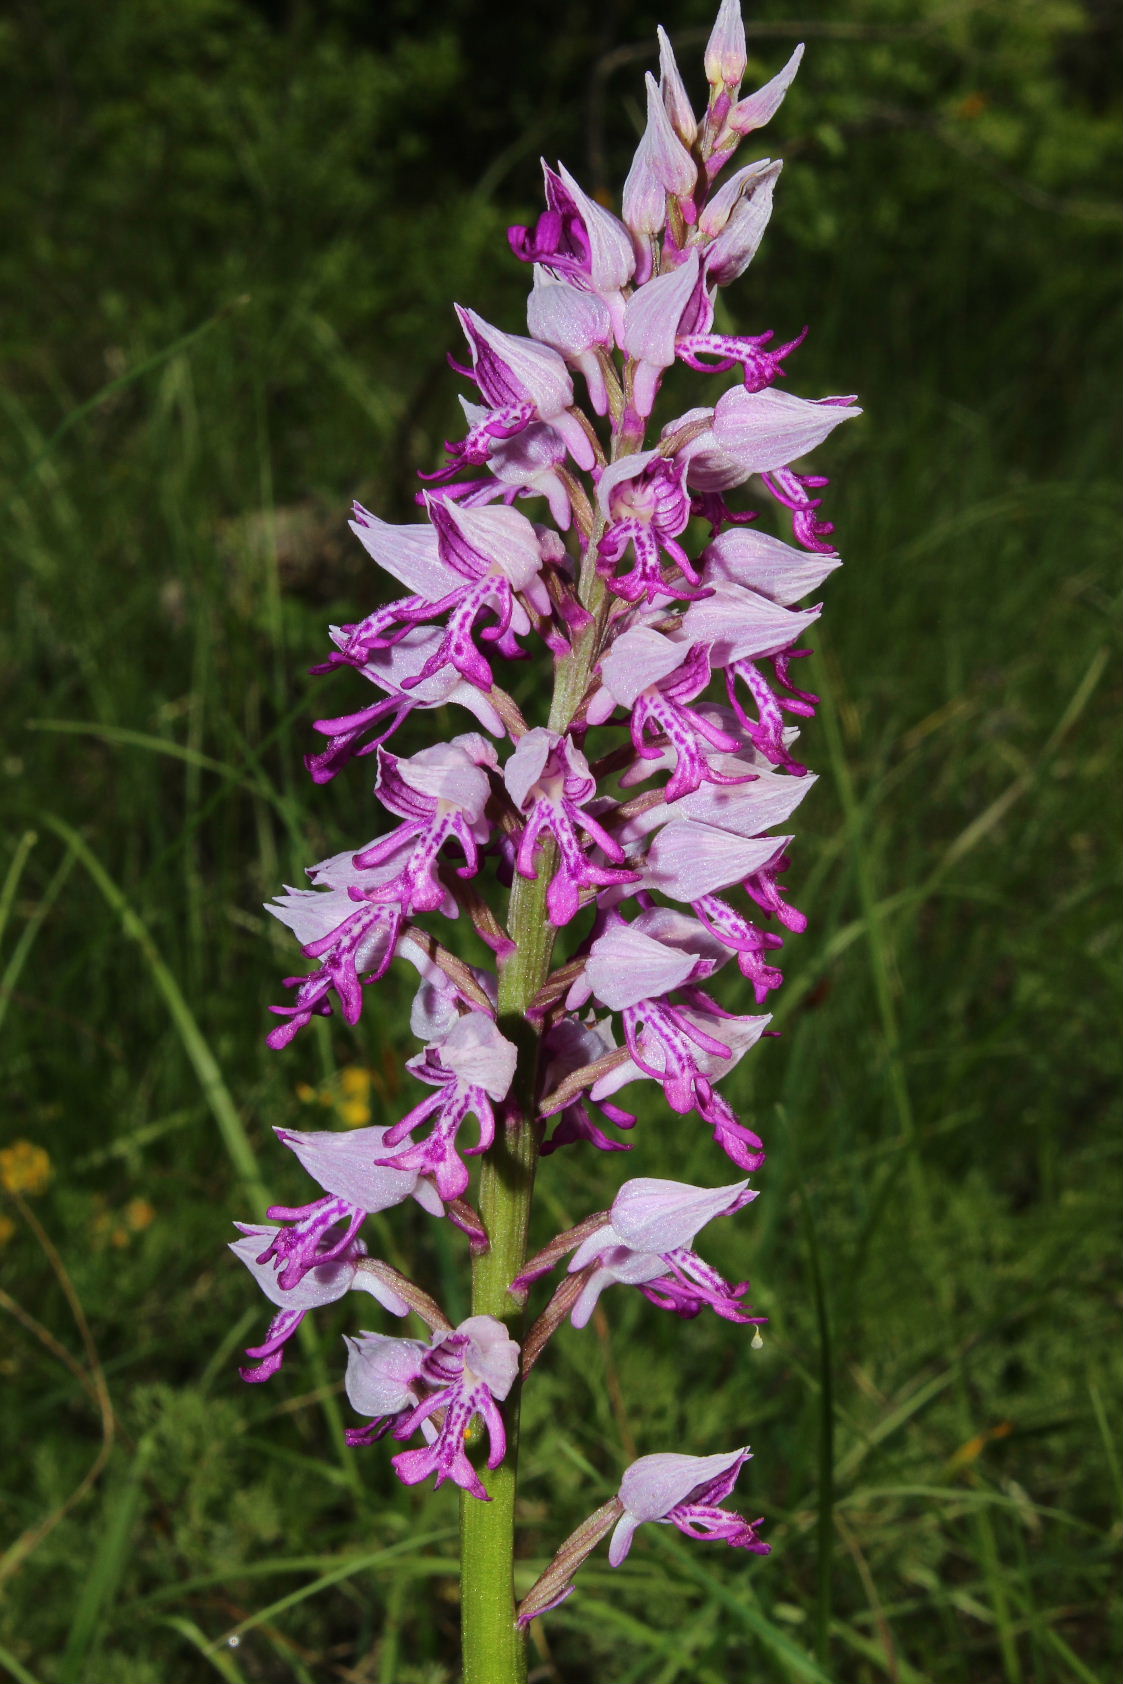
[239, 3, 860, 1658]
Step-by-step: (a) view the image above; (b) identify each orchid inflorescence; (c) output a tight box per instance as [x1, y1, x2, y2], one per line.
[231, 0, 857, 1645]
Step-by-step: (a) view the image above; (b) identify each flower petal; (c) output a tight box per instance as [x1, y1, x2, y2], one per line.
[528, 273, 613, 357]
[638, 71, 697, 196]
[705, 162, 782, 285]
[728, 45, 804, 136]
[276, 1126, 423, 1211]
[586, 921, 699, 1011]
[621, 252, 706, 414]
[460, 1314, 521, 1399]
[704, 0, 748, 91]
[503, 726, 557, 810]
[438, 1014, 518, 1101]
[676, 769, 816, 836]
[644, 820, 788, 900]
[555, 163, 637, 292]
[599, 626, 686, 710]
[609, 1176, 752, 1253]
[348, 505, 461, 600]
[682, 581, 820, 665]
[619, 1448, 749, 1522]
[712, 385, 861, 475]
[230, 1225, 361, 1310]
[344, 1330, 427, 1418]
[703, 527, 841, 603]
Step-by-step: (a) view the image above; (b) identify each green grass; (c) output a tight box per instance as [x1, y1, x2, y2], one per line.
[1, 1, 1120, 1680]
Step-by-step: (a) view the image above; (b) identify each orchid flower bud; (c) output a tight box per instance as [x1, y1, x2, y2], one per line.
[704, 0, 749, 95]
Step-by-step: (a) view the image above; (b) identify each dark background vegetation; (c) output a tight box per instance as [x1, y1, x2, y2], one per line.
[1, 1, 1120, 1680]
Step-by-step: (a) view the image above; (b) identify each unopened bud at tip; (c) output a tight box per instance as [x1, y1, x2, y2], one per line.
[705, 0, 748, 92]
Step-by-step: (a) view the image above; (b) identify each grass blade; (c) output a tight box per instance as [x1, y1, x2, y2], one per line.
[1087, 1376, 1123, 1512]
[128, 1537, 458, 1610]
[0, 841, 78, 1040]
[792, 1161, 835, 1670]
[0, 831, 38, 950]
[161, 1616, 249, 1683]
[38, 815, 267, 1210]
[0, 1641, 43, 1684]
[209, 1535, 459, 1651]
[27, 719, 295, 825]
[645, 1532, 838, 1683]
[58, 1438, 153, 1683]
[3, 300, 247, 513]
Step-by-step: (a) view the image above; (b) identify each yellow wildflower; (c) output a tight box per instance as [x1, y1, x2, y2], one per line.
[0, 1141, 52, 1196]
[293, 1067, 375, 1125]
[339, 1066, 372, 1100]
[338, 1067, 374, 1123]
[339, 1099, 371, 1127]
[125, 1197, 156, 1232]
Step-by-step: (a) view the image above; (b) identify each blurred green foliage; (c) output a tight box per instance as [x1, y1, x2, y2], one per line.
[1, 1, 1120, 1681]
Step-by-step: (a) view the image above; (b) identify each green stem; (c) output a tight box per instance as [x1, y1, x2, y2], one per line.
[459, 866, 553, 1684]
[458, 405, 627, 1682]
